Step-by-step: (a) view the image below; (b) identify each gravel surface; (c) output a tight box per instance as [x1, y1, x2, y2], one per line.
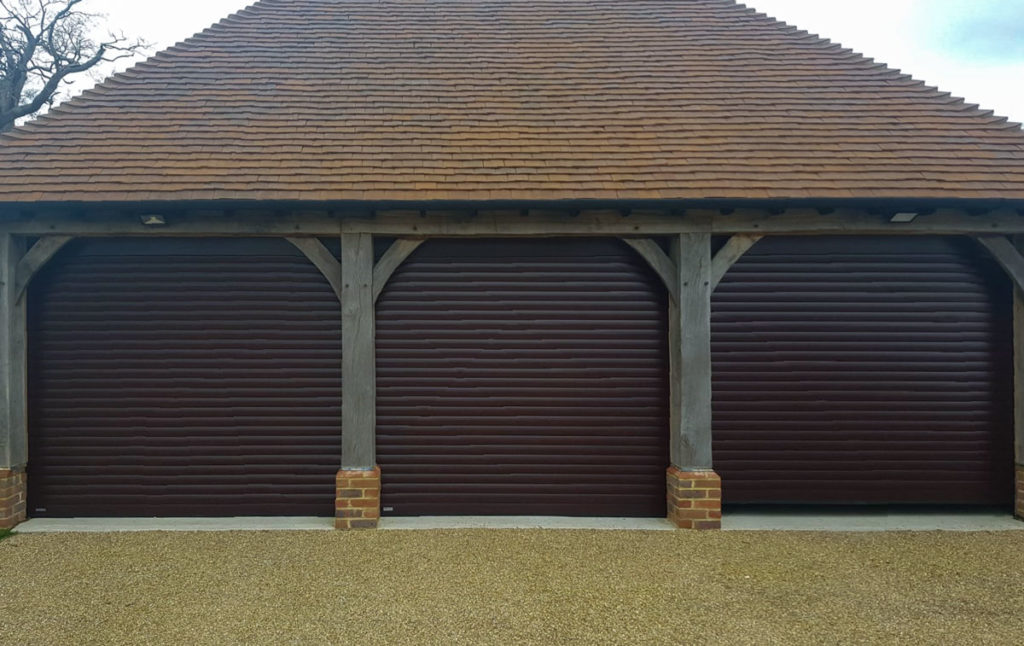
[1, 530, 1023, 645]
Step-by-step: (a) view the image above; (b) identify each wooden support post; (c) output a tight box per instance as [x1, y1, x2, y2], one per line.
[0, 234, 28, 469]
[666, 233, 719, 529]
[340, 233, 376, 469]
[978, 235, 1024, 520]
[670, 233, 713, 469]
[1015, 283, 1024, 519]
[1014, 237, 1024, 521]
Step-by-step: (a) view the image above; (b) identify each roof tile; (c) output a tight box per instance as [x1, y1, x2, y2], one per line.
[2, 0, 1024, 203]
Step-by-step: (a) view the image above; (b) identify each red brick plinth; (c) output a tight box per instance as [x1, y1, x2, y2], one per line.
[1015, 465, 1024, 522]
[667, 466, 721, 530]
[335, 466, 381, 530]
[0, 468, 26, 530]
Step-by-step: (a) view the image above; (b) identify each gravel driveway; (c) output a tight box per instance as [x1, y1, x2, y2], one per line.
[1, 529, 1022, 645]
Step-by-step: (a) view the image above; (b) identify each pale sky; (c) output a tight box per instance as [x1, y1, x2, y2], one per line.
[65, 0, 1024, 123]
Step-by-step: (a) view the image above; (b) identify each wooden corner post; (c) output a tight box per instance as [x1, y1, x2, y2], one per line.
[976, 235, 1024, 521]
[670, 233, 713, 469]
[336, 232, 381, 529]
[340, 233, 376, 470]
[1014, 237, 1024, 521]
[1, 234, 29, 529]
[0, 234, 28, 470]
[666, 233, 721, 529]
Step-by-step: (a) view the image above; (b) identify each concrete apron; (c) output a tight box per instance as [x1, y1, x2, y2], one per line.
[12, 512, 1024, 533]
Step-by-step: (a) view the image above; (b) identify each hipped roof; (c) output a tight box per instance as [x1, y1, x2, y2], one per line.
[2, 0, 1024, 205]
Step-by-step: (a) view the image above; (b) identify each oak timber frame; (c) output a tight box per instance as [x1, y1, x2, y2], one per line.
[976, 235, 1024, 484]
[3, 206, 1024, 237]
[1, 205, 1023, 512]
[0, 234, 27, 469]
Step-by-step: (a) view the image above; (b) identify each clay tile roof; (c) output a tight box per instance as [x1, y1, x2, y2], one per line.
[2, 0, 1024, 204]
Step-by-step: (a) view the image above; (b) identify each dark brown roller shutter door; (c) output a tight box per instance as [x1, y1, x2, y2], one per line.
[27, 238, 342, 517]
[713, 236, 1014, 505]
[376, 239, 669, 516]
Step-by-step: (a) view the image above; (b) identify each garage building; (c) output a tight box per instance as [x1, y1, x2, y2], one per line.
[2, 0, 1023, 530]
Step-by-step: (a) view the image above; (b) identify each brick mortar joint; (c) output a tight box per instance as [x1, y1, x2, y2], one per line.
[667, 467, 719, 475]
[667, 469, 720, 481]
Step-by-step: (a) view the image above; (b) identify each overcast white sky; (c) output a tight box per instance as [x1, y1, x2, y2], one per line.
[70, 0, 1024, 123]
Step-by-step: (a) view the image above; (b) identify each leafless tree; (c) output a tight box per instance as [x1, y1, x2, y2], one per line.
[0, 0, 145, 132]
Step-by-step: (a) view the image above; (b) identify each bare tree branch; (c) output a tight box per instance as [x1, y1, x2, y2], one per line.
[0, 0, 147, 132]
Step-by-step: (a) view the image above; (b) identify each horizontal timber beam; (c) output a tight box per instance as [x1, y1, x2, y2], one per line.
[347, 207, 1024, 236]
[0, 207, 1023, 237]
[0, 211, 345, 237]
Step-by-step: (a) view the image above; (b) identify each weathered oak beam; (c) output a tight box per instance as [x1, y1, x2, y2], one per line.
[0, 235, 28, 468]
[348, 210, 706, 236]
[13, 235, 73, 304]
[348, 207, 1024, 235]
[286, 237, 343, 301]
[979, 235, 1024, 507]
[0, 210, 344, 236]
[711, 234, 763, 290]
[621, 238, 679, 304]
[1016, 285, 1024, 470]
[373, 238, 424, 302]
[340, 232, 376, 469]
[709, 207, 1024, 235]
[1014, 237, 1024, 482]
[669, 233, 713, 470]
[2, 206, 1023, 236]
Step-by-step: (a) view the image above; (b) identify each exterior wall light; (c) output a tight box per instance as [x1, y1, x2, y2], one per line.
[140, 215, 166, 226]
[890, 212, 919, 223]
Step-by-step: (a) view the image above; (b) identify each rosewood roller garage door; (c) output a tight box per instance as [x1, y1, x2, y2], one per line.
[712, 236, 1014, 505]
[27, 238, 342, 517]
[376, 238, 669, 516]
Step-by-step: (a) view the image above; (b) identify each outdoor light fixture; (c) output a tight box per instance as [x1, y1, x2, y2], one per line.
[140, 214, 166, 226]
[890, 212, 919, 223]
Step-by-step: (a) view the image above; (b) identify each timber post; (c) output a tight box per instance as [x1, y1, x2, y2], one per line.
[1014, 237, 1024, 521]
[0, 234, 28, 529]
[976, 235, 1024, 521]
[666, 232, 721, 529]
[336, 232, 381, 529]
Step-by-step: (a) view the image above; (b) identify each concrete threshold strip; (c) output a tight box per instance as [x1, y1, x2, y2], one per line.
[12, 512, 1024, 533]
